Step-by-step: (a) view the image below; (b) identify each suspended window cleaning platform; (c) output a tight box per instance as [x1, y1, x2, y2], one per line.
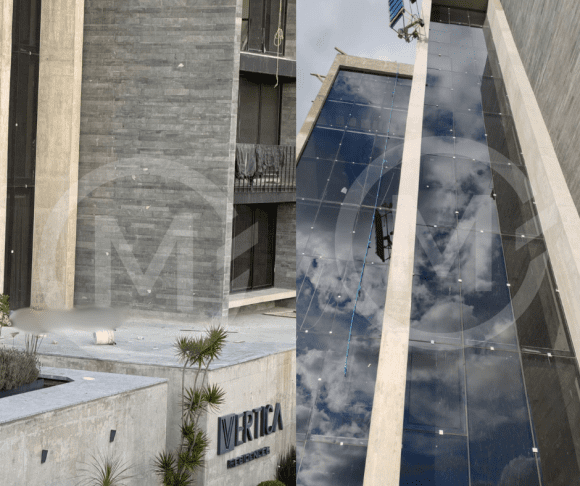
[389, 0, 425, 43]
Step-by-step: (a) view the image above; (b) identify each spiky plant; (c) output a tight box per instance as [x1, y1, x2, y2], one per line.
[76, 451, 135, 486]
[0, 294, 10, 338]
[153, 325, 228, 485]
[276, 446, 296, 486]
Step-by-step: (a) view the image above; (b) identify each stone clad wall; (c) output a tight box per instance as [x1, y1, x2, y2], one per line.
[75, 0, 241, 318]
[499, 0, 580, 217]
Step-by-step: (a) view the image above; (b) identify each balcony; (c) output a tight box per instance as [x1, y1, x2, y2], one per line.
[234, 144, 295, 204]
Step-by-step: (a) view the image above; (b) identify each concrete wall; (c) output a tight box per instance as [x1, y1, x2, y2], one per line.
[74, 0, 241, 318]
[279, 82, 296, 147]
[274, 202, 295, 289]
[285, 0, 296, 60]
[0, 368, 167, 486]
[498, 0, 580, 217]
[39, 349, 296, 486]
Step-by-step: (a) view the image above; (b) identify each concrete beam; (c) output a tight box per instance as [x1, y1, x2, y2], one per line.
[363, 1, 432, 484]
[0, 0, 12, 292]
[487, 0, 580, 370]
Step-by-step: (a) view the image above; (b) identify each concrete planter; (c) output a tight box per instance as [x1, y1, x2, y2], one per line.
[0, 379, 44, 399]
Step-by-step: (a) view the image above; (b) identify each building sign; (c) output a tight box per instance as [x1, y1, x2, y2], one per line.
[227, 447, 270, 469]
[217, 403, 283, 456]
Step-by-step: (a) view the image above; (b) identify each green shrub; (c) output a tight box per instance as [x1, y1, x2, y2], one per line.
[0, 348, 40, 391]
[276, 446, 296, 485]
[0, 294, 10, 336]
[257, 481, 285, 486]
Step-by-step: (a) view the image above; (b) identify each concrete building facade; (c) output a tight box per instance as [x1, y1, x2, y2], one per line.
[296, 0, 580, 484]
[0, 0, 296, 318]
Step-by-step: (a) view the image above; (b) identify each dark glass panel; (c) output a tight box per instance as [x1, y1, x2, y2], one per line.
[297, 331, 335, 435]
[471, 23, 487, 46]
[521, 354, 580, 486]
[347, 104, 381, 133]
[421, 135, 455, 157]
[336, 131, 375, 164]
[400, 430, 469, 485]
[483, 113, 524, 166]
[357, 75, 393, 106]
[424, 86, 454, 111]
[247, 0, 264, 51]
[411, 225, 462, 345]
[426, 68, 453, 89]
[465, 347, 540, 486]
[251, 205, 275, 289]
[458, 230, 517, 349]
[404, 342, 466, 434]
[298, 441, 367, 486]
[361, 166, 400, 210]
[481, 76, 505, 114]
[430, 28, 451, 45]
[265, 0, 285, 54]
[448, 24, 473, 47]
[303, 203, 359, 260]
[387, 109, 407, 138]
[230, 205, 254, 292]
[310, 335, 380, 438]
[449, 7, 469, 25]
[452, 72, 484, 113]
[317, 100, 352, 129]
[297, 199, 320, 255]
[501, 235, 572, 355]
[324, 161, 368, 206]
[302, 127, 343, 161]
[397, 76, 413, 87]
[491, 163, 541, 237]
[428, 41, 450, 57]
[422, 106, 454, 138]
[454, 111, 486, 143]
[15, 0, 41, 49]
[296, 158, 332, 201]
[417, 155, 457, 227]
[427, 54, 452, 71]
[237, 76, 260, 144]
[469, 11, 486, 28]
[450, 47, 480, 75]
[327, 70, 365, 104]
[371, 136, 404, 167]
[455, 158, 500, 234]
[3, 188, 34, 308]
[393, 85, 411, 110]
[259, 82, 280, 144]
[430, 5, 449, 24]
[454, 137, 490, 163]
[350, 207, 393, 264]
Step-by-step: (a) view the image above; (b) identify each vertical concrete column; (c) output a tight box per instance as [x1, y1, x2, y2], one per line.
[30, 0, 84, 308]
[223, 0, 243, 317]
[0, 0, 12, 292]
[363, 1, 431, 484]
[488, 0, 580, 361]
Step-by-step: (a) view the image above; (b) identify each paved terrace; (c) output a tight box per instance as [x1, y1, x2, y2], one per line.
[1, 307, 296, 370]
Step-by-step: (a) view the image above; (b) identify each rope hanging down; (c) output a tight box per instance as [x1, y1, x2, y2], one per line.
[274, 0, 284, 87]
[344, 68, 399, 376]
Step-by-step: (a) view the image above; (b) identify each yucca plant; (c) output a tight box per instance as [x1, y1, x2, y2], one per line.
[0, 293, 10, 338]
[153, 325, 228, 485]
[76, 451, 135, 486]
[276, 446, 296, 486]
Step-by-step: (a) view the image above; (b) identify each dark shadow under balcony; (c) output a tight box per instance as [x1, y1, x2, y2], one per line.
[234, 144, 296, 204]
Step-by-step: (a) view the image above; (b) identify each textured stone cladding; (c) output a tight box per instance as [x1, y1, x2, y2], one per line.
[75, 0, 240, 317]
[499, 0, 580, 216]
[274, 202, 295, 289]
[285, 0, 296, 59]
[280, 82, 296, 147]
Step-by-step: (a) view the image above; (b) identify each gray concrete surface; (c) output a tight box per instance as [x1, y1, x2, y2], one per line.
[498, 0, 580, 218]
[0, 367, 167, 486]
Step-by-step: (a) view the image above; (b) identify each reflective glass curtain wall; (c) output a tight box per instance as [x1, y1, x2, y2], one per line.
[3, 0, 41, 309]
[400, 6, 580, 485]
[296, 69, 410, 485]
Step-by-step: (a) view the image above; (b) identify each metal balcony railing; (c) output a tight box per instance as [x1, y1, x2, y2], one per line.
[234, 144, 295, 193]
